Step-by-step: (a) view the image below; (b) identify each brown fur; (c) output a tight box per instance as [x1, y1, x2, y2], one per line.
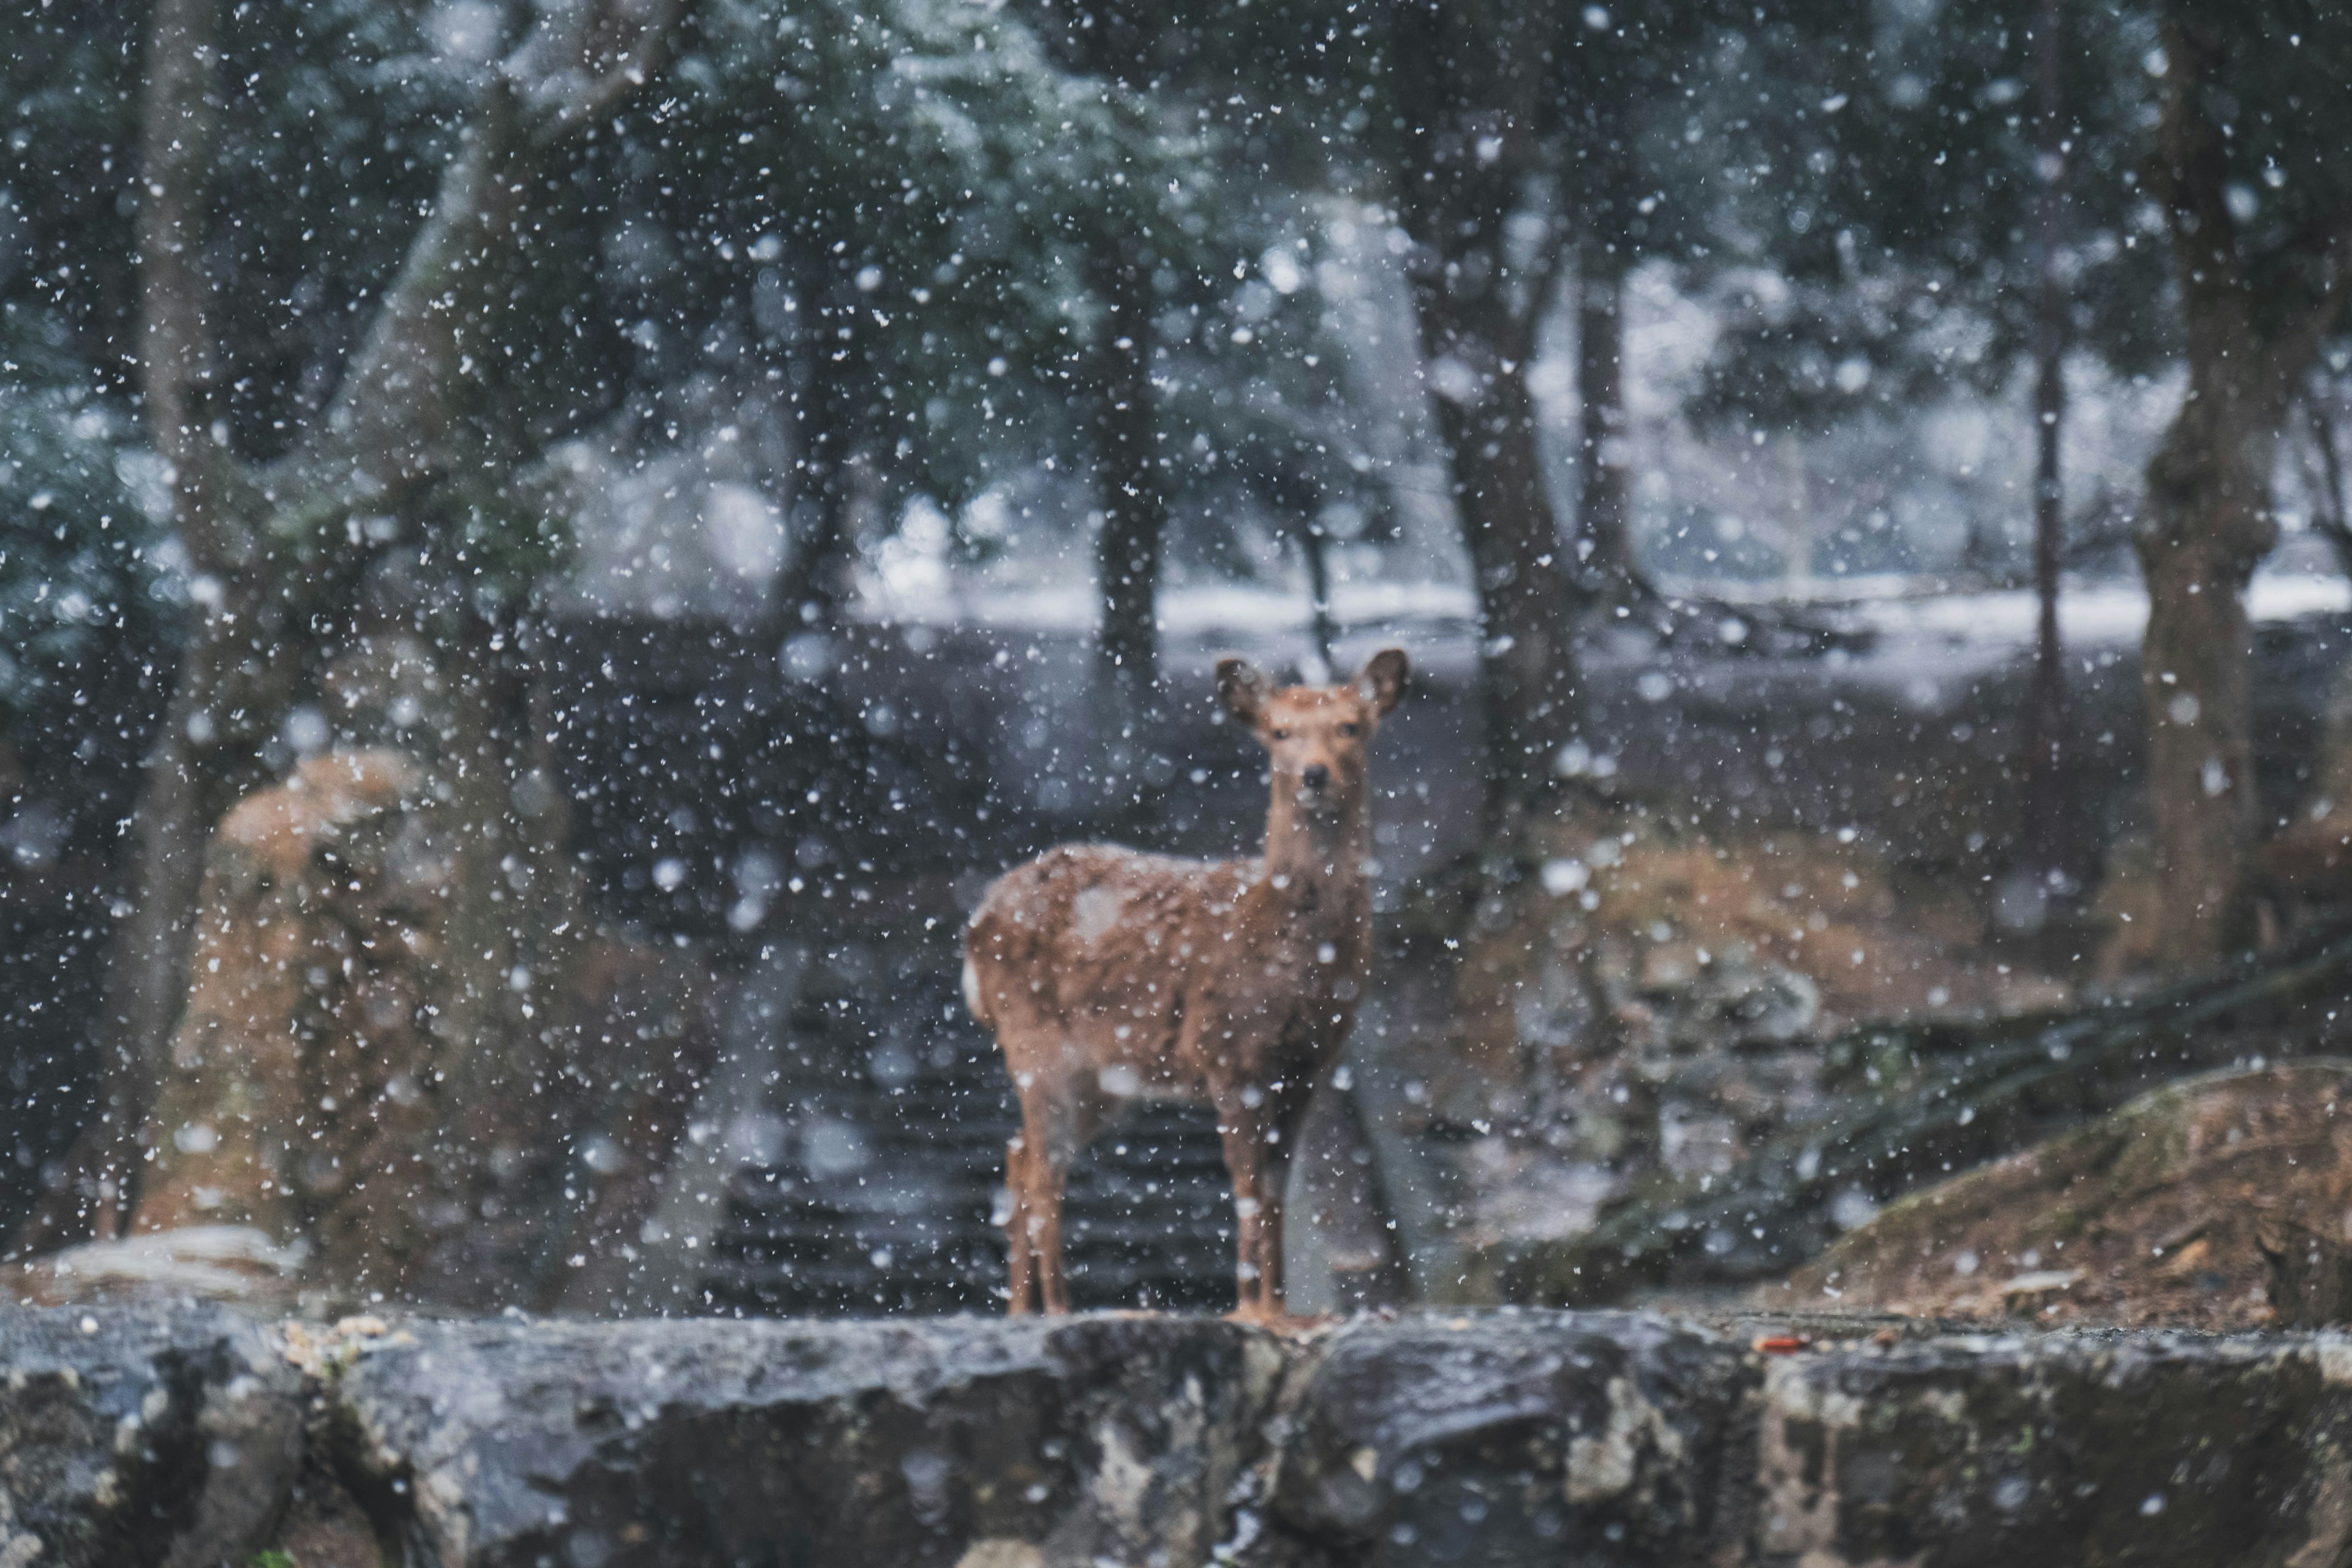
[965, 649, 1407, 1318]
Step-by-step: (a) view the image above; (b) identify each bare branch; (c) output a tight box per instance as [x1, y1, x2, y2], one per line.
[515, 0, 686, 147]
[297, 0, 684, 506]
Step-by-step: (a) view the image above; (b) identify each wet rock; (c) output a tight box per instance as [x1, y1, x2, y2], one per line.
[1769, 1062, 2352, 1328]
[1267, 1312, 1756, 1566]
[0, 1302, 302, 1567]
[13, 1302, 2352, 1567]
[328, 1314, 1283, 1568]
[1755, 1332, 2352, 1567]
[1591, 933, 1820, 1058]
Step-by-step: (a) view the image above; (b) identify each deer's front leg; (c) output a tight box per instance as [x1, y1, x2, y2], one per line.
[1213, 1084, 1299, 1322]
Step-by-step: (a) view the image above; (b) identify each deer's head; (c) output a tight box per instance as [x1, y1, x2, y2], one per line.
[1217, 649, 1408, 820]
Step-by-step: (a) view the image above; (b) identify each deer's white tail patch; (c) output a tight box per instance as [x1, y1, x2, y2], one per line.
[961, 953, 986, 1023]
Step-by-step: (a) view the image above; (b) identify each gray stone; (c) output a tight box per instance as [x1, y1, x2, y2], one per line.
[1754, 1330, 2352, 1567]
[13, 1303, 2352, 1566]
[0, 1302, 302, 1568]
[1267, 1312, 1755, 1567]
[328, 1314, 1285, 1568]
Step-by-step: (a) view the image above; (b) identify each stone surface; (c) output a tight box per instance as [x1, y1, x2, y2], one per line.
[1267, 1313, 1755, 1566]
[328, 1314, 1283, 1568]
[1754, 1332, 2352, 1567]
[0, 1302, 302, 1567]
[17, 1304, 2352, 1566]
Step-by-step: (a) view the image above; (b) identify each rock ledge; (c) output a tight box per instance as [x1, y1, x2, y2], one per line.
[7, 1305, 2352, 1566]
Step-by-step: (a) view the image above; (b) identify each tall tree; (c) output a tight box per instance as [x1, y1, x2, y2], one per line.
[2014, 0, 2075, 912]
[1013, 0, 1333, 822]
[2134, 4, 2352, 960]
[1558, 10, 1720, 608]
[1695, 1, 2173, 925]
[31, 0, 684, 1250]
[1389, 0, 1582, 835]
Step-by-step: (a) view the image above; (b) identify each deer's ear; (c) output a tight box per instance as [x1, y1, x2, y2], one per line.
[1217, 657, 1270, 725]
[1354, 647, 1408, 717]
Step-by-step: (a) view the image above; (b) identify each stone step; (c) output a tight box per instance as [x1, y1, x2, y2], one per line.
[706, 976, 1241, 1314]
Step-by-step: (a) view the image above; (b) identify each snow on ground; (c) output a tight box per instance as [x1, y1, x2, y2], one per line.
[855, 564, 2351, 663]
[1831, 571, 2352, 650]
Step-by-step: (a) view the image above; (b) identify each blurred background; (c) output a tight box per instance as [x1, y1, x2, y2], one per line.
[5, 0, 2352, 1318]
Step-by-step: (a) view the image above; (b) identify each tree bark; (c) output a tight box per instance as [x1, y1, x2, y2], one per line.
[1423, 339, 1582, 836]
[1575, 238, 1637, 603]
[2134, 13, 2348, 963]
[774, 253, 861, 628]
[1087, 237, 1169, 821]
[32, 0, 257, 1249]
[104, 0, 236, 1240]
[2009, 0, 2079, 918]
[26, 0, 682, 1254]
[1392, 0, 1579, 836]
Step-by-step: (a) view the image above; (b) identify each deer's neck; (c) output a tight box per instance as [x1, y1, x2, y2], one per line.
[1259, 791, 1370, 925]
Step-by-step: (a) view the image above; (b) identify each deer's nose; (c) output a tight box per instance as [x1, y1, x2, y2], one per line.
[1301, 763, 1330, 792]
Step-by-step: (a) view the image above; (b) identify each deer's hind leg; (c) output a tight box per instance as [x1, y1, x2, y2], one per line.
[1003, 1131, 1042, 1314]
[1005, 1061, 1109, 1315]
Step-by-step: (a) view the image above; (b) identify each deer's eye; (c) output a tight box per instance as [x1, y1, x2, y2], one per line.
[1271, 728, 1291, 741]
[1338, 722, 1362, 737]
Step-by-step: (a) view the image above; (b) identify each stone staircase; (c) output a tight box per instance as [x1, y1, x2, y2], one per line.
[703, 947, 1235, 1315]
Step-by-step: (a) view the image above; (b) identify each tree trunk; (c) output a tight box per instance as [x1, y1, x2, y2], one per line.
[2135, 459, 2271, 959]
[26, 0, 682, 1257]
[42, 612, 304, 1246]
[1391, 0, 1577, 836]
[2308, 398, 2352, 576]
[1301, 521, 1337, 677]
[1422, 341, 1584, 835]
[1576, 239, 1637, 603]
[27, 0, 266, 1250]
[774, 252, 860, 628]
[2007, 0, 2079, 925]
[2133, 13, 2345, 963]
[1087, 238, 1169, 823]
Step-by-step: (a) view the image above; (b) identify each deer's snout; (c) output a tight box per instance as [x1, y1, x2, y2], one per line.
[1301, 763, 1330, 793]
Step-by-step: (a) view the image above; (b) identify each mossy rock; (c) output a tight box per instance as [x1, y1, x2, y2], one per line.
[1768, 1061, 2352, 1327]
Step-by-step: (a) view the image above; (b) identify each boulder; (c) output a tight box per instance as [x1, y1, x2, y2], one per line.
[1770, 1062, 2352, 1328]
[1754, 1332, 2352, 1567]
[1267, 1313, 1755, 1566]
[0, 1302, 302, 1567]
[327, 1314, 1283, 1568]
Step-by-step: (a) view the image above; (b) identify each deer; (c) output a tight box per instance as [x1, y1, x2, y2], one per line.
[962, 647, 1407, 1321]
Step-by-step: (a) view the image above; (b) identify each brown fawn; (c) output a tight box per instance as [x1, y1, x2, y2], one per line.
[963, 647, 1407, 1319]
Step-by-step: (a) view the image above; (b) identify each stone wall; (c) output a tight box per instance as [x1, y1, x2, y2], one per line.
[12, 1303, 2352, 1567]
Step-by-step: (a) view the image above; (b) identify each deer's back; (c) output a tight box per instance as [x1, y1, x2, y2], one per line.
[963, 843, 1257, 1084]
